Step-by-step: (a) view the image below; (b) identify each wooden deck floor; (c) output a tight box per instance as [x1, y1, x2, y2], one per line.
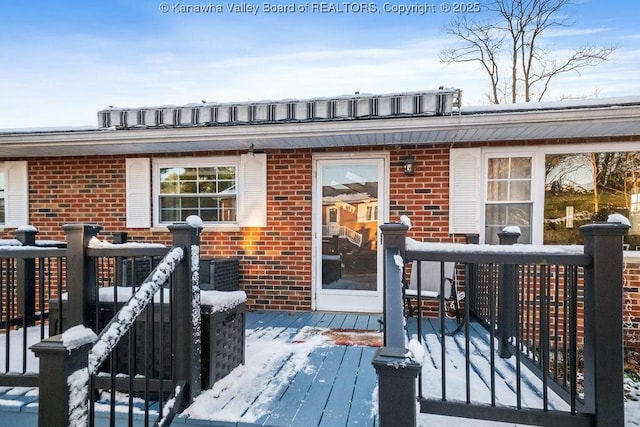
[177, 311, 384, 426]
[0, 311, 563, 426]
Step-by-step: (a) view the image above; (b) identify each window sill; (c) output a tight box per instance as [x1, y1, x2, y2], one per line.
[150, 225, 241, 233]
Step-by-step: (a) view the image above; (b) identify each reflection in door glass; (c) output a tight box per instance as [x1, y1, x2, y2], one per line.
[321, 164, 378, 291]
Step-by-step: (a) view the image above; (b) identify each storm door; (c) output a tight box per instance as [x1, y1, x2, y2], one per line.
[313, 155, 387, 313]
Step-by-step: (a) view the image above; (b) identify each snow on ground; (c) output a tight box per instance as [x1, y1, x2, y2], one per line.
[1, 323, 640, 425]
[183, 326, 328, 422]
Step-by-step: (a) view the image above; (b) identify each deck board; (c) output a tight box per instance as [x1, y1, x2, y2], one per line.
[318, 345, 363, 426]
[260, 349, 327, 426]
[0, 310, 570, 426]
[289, 345, 347, 426]
[346, 346, 378, 426]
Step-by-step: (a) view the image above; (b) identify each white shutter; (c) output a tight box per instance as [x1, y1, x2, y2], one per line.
[4, 161, 29, 227]
[126, 158, 151, 228]
[449, 148, 482, 234]
[239, 153, 267, 227]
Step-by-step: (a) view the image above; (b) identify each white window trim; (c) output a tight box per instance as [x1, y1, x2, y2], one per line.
[153, 156, 240, 229]
[482, 152, 537, 244]
[125, 154, 267, 231]
[451, 141, 640, 244]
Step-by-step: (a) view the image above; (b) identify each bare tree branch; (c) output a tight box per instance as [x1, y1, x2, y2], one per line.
[439, 0, 617, 103]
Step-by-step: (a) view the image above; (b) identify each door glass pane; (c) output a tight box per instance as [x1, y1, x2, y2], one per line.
[321, 163, 378, 291]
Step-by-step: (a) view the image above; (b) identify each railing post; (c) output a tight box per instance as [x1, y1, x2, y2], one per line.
[31, 334, 94, 427]
[112, 232, 128, 286]
[497, 229, 520, 358]
[373, 222, 420, 427]
[379, 222, 407, 346]
[63, 223, 102, 331]
[15, 226, 38, 326]
[580, 222, 629, 426]
[168, 222, 203, 409]
[464, 234, 479, 319]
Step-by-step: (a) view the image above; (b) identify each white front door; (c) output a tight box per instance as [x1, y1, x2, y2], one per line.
[312, 154, 388, 313]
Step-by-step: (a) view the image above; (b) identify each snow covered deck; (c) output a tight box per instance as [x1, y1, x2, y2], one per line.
[1, 311, 637, 426]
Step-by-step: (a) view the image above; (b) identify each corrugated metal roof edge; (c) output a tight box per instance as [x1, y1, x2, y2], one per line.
[2, 94, 640, 137]
[459, 96, 640, 115]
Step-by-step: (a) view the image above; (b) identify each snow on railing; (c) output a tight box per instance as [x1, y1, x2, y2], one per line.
[88, 246, 184, 373]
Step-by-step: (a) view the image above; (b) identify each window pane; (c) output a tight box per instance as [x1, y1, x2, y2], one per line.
[218, 180, 235, 193]
[485, 226, 503, 245]
[158, 163, 237, 224]
[510, 157, 531, 178]
[181, 197, 198, 209]
[198, 167, 217, 181]
[160, 167, 181, 181]
[199, 181, 216, 194]
[200, 197, 219, 208]
[487, 181, 508, 201]
[486, 202, 532, 243]
[507, 204, 531, 225]
[200, 209, 219, 222]
[160, 196, 179, 209]
[180, 182, 197, 194]
[0, 199, 4, 223]
[217, 167, 235, 180]
[160, 181, 178, 194]
[485, 204, 506, 224]
[488, 158, 509, 179]
[510, 181, 531, 201]
[180, 168, 198, 180]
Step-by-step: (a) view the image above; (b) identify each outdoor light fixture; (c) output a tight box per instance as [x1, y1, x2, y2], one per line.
[403, 156, 415, 176]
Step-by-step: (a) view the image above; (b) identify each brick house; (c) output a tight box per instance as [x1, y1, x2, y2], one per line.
[1, 90, 640, 334]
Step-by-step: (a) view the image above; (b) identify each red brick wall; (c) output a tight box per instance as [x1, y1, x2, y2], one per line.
[3, 142, 640, 351]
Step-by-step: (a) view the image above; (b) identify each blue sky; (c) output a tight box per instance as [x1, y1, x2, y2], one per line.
[1, 0, 638, 128]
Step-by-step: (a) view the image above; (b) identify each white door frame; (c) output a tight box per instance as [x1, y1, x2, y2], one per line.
[312, 152, 389, 313]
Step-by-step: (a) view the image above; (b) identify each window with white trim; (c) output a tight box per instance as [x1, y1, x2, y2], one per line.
[125, 154, 267, 229]
[158, 164, 237, 223]
[485, 156, 533, 245]
[449, 149, 534, 244]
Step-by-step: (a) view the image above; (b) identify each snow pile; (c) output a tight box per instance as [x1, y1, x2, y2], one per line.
[186, 215, 204, 228]
[502, 225, 522, 234]
[158, 385, 182, 427]
[406, 237, 584, 255]
[400, 215, 412, 229]
[183, 328, 326, 422]
[0, 239, 21, 246]
[609, 213, 632, 227]
[407, 339, 425, 364]
[88, 236, 166, 249]
[61, 325, 97, 351]
[394, 254, 404, 269]
[201, 290, 247, 312]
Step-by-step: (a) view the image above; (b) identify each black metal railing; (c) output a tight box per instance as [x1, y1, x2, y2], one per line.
[0, 229, 66, 388]
[32, 222, 203, 427]
[375, 221, 628, 427]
